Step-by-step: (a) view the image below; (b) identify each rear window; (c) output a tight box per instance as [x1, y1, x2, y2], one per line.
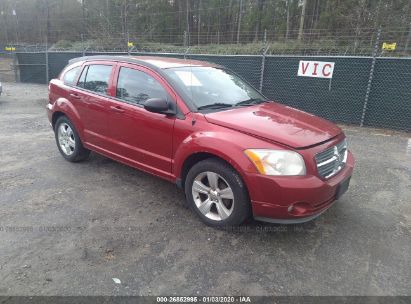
[63, 66, 81, 86]
[77, 64, 113, 95]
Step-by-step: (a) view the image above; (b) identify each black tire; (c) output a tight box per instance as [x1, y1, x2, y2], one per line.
[54, 116, 90, 162]
[185, 158, 251, 227]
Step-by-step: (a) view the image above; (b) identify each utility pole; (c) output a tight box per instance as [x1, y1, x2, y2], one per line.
[186, 0, 190, 47]
[82, 0, 86, 43]
[106, 0, 110, 33]
[198, 0, 202, 46]
[285, 0, 290, 40]
[124, 0, 129, 51]
[405, 21, 411, 55]
[298, 0, 307, 41]
[237, 0, 243, 44]
[0, 10, 9, 44]
[45, 0, 50, 83]
[13, 6, 19, 43]
[217, 0, 221, 44]
[46, 0, 50, 47]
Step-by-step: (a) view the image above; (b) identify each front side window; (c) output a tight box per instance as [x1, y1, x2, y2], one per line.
[63, 66, 81, 86]
[116, 67, 168, 105]
[164, 67, 266, 110]
[77, 64, 113, 95]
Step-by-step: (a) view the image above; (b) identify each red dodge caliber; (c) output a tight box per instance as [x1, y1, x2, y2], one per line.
[47, 56, 354, 227]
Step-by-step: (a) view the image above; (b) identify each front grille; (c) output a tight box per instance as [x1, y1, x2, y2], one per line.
[315, 139, 348, 179]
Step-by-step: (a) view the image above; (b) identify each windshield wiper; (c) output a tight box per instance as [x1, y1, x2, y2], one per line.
[235, 98, 267, 107]
[197, 103, 234, 110]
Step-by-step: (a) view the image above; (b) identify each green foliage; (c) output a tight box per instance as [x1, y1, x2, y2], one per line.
[50, 40, 74, 50]
[0, 0, 409, 55]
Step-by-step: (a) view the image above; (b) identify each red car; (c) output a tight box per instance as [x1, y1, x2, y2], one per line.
[47, 56, 354, 227]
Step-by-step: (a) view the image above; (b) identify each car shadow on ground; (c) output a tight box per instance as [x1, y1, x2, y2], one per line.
[85, 151, 330, 237]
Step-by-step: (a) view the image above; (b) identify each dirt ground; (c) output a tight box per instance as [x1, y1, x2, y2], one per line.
[0, 82, 410, 296]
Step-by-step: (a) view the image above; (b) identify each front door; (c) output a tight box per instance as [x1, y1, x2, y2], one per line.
[107, 64, 176, 178]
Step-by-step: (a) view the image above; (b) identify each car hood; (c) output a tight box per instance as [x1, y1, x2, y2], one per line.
[204, 102, 342, 149]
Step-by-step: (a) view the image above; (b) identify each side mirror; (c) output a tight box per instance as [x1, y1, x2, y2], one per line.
[144, 98, 175, 115]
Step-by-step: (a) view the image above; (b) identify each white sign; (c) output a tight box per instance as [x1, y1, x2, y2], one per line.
[298, 60, 335, 79]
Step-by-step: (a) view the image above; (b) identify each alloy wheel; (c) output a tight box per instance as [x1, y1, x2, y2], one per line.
[191, 171, 235, 221]
[57, 123, 75, 156]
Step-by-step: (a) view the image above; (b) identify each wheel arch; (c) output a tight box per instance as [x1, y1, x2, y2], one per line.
[178, 151, 250, 197]
[173, 131, 257, 191]
[51, 99, 85, 140]
[180, 152, 218, 187]
[180, 152, 253, 225]
[51, 111, 66, 129]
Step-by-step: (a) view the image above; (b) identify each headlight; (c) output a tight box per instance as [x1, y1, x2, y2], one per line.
[245, 149, 306, 176]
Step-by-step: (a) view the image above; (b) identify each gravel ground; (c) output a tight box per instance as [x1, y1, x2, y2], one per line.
[0, 82, 410, 296]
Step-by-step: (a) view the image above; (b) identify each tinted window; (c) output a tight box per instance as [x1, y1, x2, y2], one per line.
[79, 65, 113, 95]
[116, 67, 167, 105]
[63, 66, 80, 86]
[77, 66, 88, 88]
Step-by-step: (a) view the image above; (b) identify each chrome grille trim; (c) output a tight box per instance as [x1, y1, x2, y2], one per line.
[315, 139, 348, 179]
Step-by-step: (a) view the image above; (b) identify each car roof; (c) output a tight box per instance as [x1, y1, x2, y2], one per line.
[68, 55, 220, 70]
[66, 55, 224, 113]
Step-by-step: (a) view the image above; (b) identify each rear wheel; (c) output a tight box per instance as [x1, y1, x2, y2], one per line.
[185, 159, 250, 227]
[54, 116, 90, 162]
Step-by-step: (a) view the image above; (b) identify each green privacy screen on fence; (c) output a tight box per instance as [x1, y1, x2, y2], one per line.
[15, 52, 410, 131]
[261, 56, 373, 126]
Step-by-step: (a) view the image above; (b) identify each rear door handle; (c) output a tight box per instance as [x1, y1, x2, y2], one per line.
[69, 93, 81, 99]
[110, 105, 125, 113]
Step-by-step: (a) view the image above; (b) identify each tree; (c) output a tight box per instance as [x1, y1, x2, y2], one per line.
[0, 0, 409, 54]
[297, 0, 306, 40]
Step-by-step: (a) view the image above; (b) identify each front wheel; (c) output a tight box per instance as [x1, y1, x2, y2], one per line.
[54, 116, 90, 162]
[185, 159, 250, 227]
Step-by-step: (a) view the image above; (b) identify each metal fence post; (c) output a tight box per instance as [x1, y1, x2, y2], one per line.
[45, 44, 49, 84]
[13, 52, 19, 82]
[184, 46, 191, 60]
[259, 45, 269, 93]
[183, 31, 187, 48]
[81, 33, 85, 57]
[127, 32, 130, 56]
[360, 27, 381, 127]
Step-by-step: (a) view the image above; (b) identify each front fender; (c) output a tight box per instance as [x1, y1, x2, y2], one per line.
[173, 130, 262, 185]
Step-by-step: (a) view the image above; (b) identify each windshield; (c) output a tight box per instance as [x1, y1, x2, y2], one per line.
[164, 67, 267, 110]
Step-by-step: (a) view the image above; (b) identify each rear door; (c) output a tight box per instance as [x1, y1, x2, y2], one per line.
[69, 62, 115, 150]
[107, 63, 176, 178]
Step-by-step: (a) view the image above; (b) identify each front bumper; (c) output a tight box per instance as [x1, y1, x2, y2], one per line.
[247, 151, 354, 223]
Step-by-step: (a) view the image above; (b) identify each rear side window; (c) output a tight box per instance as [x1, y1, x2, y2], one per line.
[77, 66, 88, 88]
[63, 66, 80, 86]
[116, 67, 167, 105]
[77, 64, 113, 95]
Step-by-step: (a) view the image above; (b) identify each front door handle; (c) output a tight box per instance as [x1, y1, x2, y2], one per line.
[69, 93, 81, 99]
[110, 105, 125, 113]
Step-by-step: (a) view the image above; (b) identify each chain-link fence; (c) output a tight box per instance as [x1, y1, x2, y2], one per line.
[11, 49, 411, 132]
